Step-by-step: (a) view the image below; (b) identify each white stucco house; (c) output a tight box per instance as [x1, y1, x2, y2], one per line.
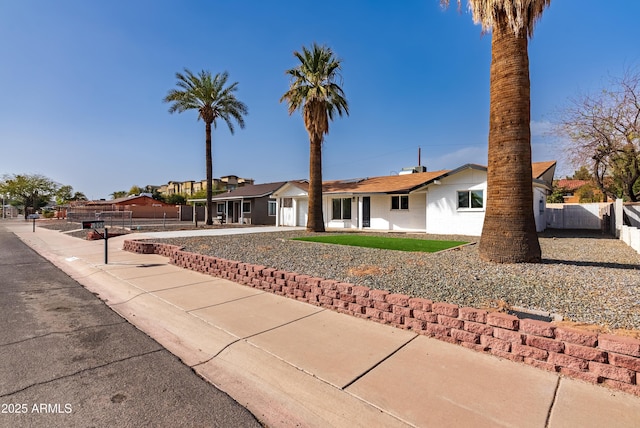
[271, 161, 556, 236]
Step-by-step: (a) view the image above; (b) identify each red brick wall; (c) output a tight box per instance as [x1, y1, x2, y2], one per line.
[123, 239, 640, 397]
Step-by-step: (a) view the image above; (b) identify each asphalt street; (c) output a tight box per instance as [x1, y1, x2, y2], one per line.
[0, 224, 263, 428]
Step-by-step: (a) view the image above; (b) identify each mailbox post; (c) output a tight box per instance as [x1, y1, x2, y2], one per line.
[82, 220, 108, 264]
[28, 214, 39, 232]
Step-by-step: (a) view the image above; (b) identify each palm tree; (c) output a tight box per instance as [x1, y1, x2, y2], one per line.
[442, 1, 551, 263]
[164, 69, 248, 225]
[280, 43, 349, 232]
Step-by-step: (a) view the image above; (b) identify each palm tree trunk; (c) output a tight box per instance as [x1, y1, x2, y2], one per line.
[308, 133, 325, 232]
[205, 121, 214, 226]
[479, 17, 541, 263]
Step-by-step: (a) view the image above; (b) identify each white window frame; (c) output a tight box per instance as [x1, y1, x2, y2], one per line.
[268, 200, 277, 216]
[391, 195, 409, 210]
[332, 198, 352, 220]
[457, 190, 484, 211]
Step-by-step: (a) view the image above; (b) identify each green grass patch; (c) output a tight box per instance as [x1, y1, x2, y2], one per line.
[292, 234, 467, 253]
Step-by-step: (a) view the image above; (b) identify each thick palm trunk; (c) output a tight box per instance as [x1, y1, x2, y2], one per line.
[479, 18, 541, 263]
[205, 121, 214, 225]
[307, 134, 325, 232]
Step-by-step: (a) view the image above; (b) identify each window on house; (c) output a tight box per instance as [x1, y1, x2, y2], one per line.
[282, 198, 293, 208]
[268, 200, 277, 216]
[332, 198, 352, 220]
[217, 203, 225, 214]
[242, 202, 251, 213]
[391, 195, 409, 210]
[457, 190, 484, 209]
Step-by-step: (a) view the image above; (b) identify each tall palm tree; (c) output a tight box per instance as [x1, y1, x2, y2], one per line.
[164, 68, 248, 225]
[280, 43, 349, 232]
[442, 0, 551, 263]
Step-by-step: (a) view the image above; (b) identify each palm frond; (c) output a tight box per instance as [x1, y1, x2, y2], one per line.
[280, 42, 349, 139]
[163, 67, 248, 130]
[441, 0, 551, 37]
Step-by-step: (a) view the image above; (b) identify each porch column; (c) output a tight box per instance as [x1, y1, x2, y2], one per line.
[275, 198, 280, 227]
[292, 198, 298, 227]
[425, 192, 428, 233]
[240, 198, 244, 225]
[358, 197, 363, 230]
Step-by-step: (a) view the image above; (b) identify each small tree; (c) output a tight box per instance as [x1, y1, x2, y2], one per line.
[555, 70, 640, 201]
[0, 174, 59, 218]
[191, 189, 208, 200]
[575, 184, 603, 203]
[547, 184, 567, 203]
[571, 166, 592, 181]
[166, 194, 187, 205]
[142, 185, 164, 201]
[56, 185, 87, 205]
[128, 185, 143, 196]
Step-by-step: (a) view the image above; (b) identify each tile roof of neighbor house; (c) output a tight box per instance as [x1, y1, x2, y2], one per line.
[86, 195, 173, 206]
[556, 179, 591, 191]
[210, 181, 287, 200]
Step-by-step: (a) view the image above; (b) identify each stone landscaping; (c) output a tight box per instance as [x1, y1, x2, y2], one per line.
[125, 236, 640, 397]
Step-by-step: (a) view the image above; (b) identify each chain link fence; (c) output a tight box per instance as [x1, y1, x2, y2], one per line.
[67, 210, 133, 229]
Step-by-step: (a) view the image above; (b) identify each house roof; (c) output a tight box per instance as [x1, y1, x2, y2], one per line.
[274, 161, 557, 198]
[86, 195, 171, 206]
[556, 179, 590, 191]
[325, 162, 556, 195]
[412, 162, 556, 191]
[322, 170, 450, 195]
[532, 161, 557, 180]
[206, 181, 287, 201]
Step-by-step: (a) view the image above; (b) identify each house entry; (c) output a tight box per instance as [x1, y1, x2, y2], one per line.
[362, 197, 370, 228]
[232, 201, 240, 223]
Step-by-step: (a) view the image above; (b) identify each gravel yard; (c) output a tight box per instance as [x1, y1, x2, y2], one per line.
[39, 221, 640, 331]
[156, 229, 640, 331]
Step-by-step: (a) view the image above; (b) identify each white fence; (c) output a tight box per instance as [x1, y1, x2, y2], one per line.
[545, 203, 611, 230]
[624, 203, 640, 228]
[546, 201, 639, 254]
[617, 200, 640, 253]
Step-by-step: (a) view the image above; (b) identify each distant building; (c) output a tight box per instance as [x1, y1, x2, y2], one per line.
[158, 175, 254, 197]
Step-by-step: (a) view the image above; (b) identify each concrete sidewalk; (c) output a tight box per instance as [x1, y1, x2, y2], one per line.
[7, 220, 640, 427]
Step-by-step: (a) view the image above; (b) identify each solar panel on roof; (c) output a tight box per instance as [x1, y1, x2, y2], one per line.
[338, 177, 367, 184]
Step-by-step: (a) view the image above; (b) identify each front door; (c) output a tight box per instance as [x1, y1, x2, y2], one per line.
[227, 202, 234, 223]
[362, 197, 370, 228]
[233, 202, 240, 223]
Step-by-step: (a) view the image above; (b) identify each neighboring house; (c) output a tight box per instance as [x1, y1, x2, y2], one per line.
[272, 161, 556, 236]
[76, 195, 178, 219]
[554, 179, 603, 203]
[189, 181, 287, 225]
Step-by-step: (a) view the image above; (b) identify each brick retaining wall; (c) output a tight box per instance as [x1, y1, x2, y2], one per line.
[123, 239, 640, 397]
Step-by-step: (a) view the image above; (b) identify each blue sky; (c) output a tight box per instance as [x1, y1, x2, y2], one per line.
[1, 1, 639, 200]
